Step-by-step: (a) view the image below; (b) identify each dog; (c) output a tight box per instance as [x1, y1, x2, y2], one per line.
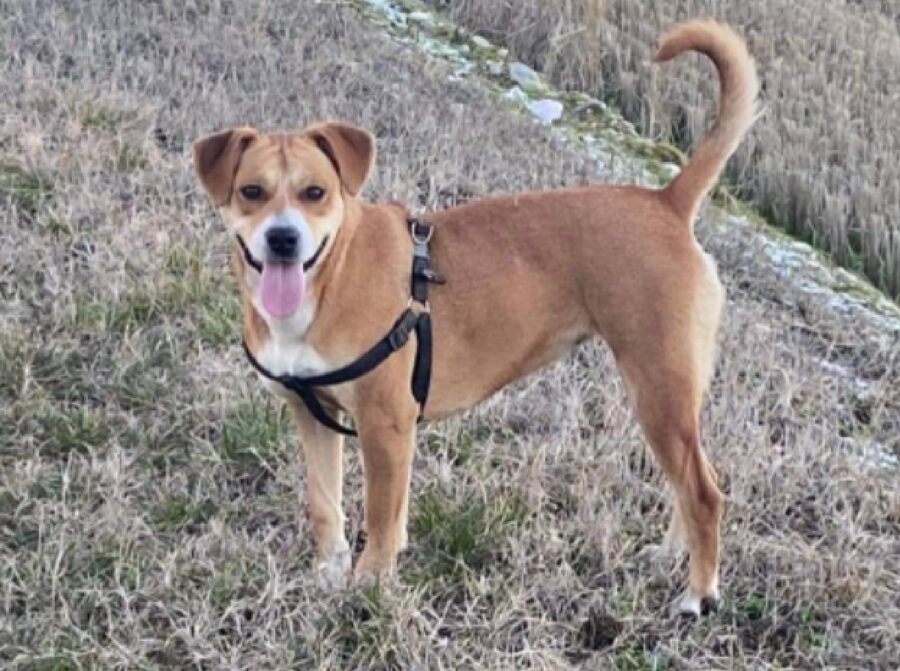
[192, 20, 758, 615]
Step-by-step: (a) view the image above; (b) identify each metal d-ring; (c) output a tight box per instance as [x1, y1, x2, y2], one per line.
[409, 217, 434, 245]
[406, 295, 430, 312]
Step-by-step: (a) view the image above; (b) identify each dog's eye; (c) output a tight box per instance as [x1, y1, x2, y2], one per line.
[240, 184, 263, 200]
[303, 186, 326, 202]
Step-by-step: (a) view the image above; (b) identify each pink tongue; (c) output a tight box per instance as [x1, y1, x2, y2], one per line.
[260, 262, 305, 319]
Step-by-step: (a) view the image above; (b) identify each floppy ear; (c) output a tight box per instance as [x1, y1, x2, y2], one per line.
[192, 127, 259, 206]
[305, 122, 376, 197]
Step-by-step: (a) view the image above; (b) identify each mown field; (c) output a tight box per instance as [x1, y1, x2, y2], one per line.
[2, 1, 899, 669]
[430, 0, 900, 300]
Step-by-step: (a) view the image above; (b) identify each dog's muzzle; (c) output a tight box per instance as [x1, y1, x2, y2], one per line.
[236, 233, 330, 274]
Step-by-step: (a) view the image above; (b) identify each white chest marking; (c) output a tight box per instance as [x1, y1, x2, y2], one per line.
[253, 291, 332, 398]
[256, 334, 331, 399]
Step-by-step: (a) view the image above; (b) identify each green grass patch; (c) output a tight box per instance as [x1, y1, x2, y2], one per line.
[0, 161, 53, 218]
[74, 286, 168, 333]
[452, 429, 480, 464]
[0, 335, 24, 402]
[742, 593, 771, 621]
[133, 417, 195, 469]
[107, 292, 158, 332]
[72, 240, 241, 347]
[2, 497, 40, 552]
[26, 654, 81, 671]
[74, 260, 239, 343]
[614, 641, 669, 671]
[24, 465, 103, 511]
[114, 141, 147, 172]
[164, 244, 206, 276]
[207, 555, 267, 609]
[30, 405, 112, 458]
[80, 105, 126, 132]
[74, 291, 156, 333]
[218, 401, 290, 466]
[318, 586, 403, 670]
[0, 410, 18, 454]
[422, 428, 477, 466]
[85, 538, 150, 591]
[197, 290, 241, 346]
[107, 339, 180, 414]
[410, 485, 528, 588]
[166, 244, 242, 345]
[422, 421, 523, 468]
[42, 211, 74, 237]
[71, 295, 106, 332]
[796, 604, 832, 655]
[151, 494, 218, 532]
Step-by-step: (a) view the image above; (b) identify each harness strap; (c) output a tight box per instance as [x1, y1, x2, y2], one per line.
[242, 308, 420, 436]
[294, 308, 420, 388]
[411, 312, 432, 407]
[248, 352, 356, 435]
[409, 217, 442, 412]
[240, 216, 443, 436]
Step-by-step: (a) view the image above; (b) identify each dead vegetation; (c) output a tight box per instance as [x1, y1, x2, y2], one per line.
[1, 0, 899, 669]
[431, 0, 900, 299]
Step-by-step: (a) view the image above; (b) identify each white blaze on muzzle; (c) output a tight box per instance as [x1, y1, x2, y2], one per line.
[252, 208, 320, 319]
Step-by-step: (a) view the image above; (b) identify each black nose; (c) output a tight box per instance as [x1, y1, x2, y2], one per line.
[265, 226, 300, 260]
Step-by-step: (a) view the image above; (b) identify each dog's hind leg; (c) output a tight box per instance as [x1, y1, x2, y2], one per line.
[629, 386, 723, 616]
[609, 256, 725, 616]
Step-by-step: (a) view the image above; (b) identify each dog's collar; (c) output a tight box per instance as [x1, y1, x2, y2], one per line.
[241, 216, 445, 436]
[235, 233, 329, 274]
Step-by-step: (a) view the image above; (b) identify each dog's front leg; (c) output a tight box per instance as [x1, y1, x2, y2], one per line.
[353, 404, 417, 583]
[286, 399, 350, 587]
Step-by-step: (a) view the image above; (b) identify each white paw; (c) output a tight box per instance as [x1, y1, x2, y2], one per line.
[314, 541, 351, 590]
[675, 590, 702, 616]
[674, 586, 720, 617]
[637, 542, 680, 564]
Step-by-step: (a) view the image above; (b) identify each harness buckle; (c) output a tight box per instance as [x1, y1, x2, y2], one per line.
[388, 327, 411, 351]
[418, 268, 446, 284]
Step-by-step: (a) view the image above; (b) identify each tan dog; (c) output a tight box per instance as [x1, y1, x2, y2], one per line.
[192, 20, 758, 615]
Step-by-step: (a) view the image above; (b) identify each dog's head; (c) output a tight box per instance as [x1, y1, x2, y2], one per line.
[192, 122, 375, 320]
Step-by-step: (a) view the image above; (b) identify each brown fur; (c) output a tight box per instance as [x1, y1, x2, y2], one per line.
[192, 20, 758, 611]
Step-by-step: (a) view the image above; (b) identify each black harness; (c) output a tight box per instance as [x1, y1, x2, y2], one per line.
[241, 218, 444, 436]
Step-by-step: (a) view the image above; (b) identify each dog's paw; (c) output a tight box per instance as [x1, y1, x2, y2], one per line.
[353, 550, 396, 586]
[637, 542, 680, 565]
[673, 587, 720, 617]
[314, 543, 352, 590]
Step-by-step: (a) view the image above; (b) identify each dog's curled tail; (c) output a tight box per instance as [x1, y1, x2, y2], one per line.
[654, 20, 759, 223]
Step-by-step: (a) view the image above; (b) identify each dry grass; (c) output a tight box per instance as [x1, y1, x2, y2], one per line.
[430, 0, 900, 300]
[2, 0, 899, 669]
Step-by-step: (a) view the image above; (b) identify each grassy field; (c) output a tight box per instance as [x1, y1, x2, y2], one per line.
[430, 0, 900, 300]
[2, 0, 900, 669]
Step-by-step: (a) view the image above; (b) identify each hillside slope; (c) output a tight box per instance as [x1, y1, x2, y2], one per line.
[1, 1, 898, 669]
